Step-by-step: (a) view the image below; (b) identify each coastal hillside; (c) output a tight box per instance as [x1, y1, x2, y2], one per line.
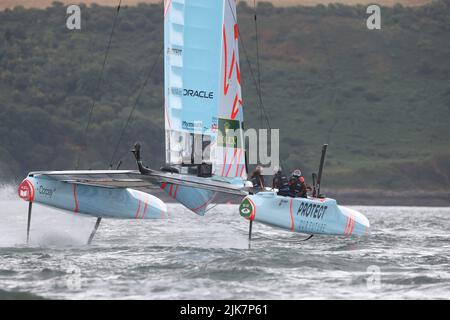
[0, 1, 449, 195]
[0, 0, 434, 10]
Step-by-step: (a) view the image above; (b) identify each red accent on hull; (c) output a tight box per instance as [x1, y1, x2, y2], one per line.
[18, 179, 35, 202]
[289, 198, 295, 231]
[142, 197, 149, 219]
[73, 184, 79, 213]
[135, 200, 141, 219]
[192, 193, 216, 213]
[173, 185, 179, 199]
[247, 197, 256, 221]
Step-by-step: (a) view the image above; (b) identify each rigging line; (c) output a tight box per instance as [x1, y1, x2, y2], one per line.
[75, 0, 123, 169]
[226, 0, 271, 131]
[108, 44, 164, 168]
[253, 0, 263, 130]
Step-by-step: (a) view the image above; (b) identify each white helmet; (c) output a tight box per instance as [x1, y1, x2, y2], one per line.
[292, 169, 302, 177]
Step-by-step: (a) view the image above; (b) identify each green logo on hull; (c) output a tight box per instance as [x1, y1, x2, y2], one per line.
[239, 198, 253, 218]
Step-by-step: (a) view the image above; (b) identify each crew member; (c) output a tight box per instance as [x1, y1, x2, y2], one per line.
[250, 165, 265, 192]
[288, 169, 309, 198]
[272, 166, 290, 196]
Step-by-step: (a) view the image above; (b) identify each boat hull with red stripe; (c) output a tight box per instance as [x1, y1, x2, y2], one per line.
[18, 176, 167, 219]
[239, 192, 370, 236]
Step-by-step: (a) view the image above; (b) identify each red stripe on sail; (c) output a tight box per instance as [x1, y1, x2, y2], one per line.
[235, 149, 243, 177]
[236, 63, 241, 85]
[230, 94, 241, 119]
[221, 151, 228, 176]
[240, 164, 245, 177]
[228, 52, 235, 82]
[225, 148, 238, 177]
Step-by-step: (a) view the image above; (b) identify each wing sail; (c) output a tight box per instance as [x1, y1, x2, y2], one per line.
[164, 0, 246, 179]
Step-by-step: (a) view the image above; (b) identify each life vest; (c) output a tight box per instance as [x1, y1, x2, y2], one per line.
[273, 173, 289, 190]
[288, 176, 307, 198]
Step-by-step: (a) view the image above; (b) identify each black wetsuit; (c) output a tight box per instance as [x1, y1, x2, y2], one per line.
[272, 172, 290, 196]
[251, 173, 265, 192]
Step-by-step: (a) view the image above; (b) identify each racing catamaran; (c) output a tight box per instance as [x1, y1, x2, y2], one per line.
[17, 0, 370, 244]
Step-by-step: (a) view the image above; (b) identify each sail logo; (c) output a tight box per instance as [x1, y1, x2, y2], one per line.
[169, 87, 214, 100]
[183, 89, 214, 100]
[39, 186, 55, 198]
[182, 121, 203, 130]
[170, 87, 183, 96]
[167, 47, 182, 56]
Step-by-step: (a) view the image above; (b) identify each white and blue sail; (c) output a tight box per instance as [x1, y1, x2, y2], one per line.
[163, 0, 247, 214]
[164, 0, 246, 179]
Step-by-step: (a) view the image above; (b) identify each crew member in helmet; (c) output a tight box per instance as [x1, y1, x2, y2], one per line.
[288, 169, 309, 198]
[272, 166, 290, 196]
[250, 165, 265, 192]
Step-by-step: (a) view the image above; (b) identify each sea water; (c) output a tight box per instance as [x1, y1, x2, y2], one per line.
[0, 185, 449, 299]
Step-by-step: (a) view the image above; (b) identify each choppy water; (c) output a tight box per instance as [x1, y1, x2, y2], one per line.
[0, 185, 449, 299]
